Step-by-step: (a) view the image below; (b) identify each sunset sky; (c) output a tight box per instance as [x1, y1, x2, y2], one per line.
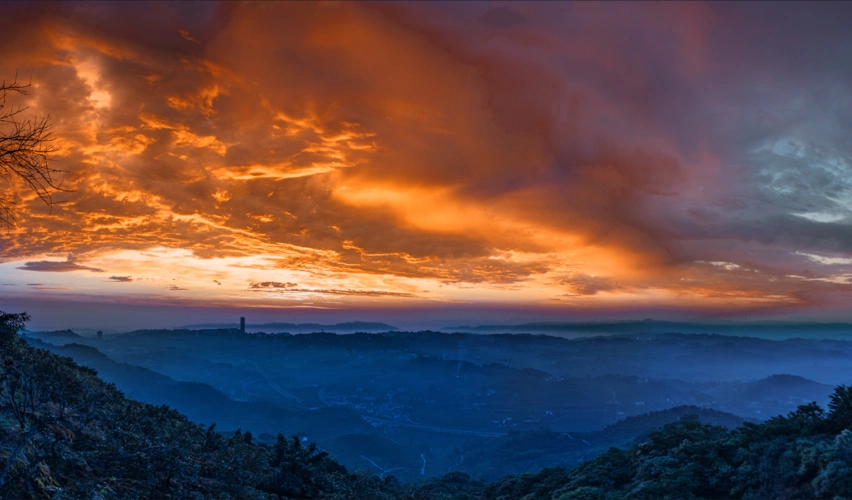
[1, 1, 851, 331]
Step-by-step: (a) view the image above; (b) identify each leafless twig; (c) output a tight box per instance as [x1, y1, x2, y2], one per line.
[0, 72, 68, 227]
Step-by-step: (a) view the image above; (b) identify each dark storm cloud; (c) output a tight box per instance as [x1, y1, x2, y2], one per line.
[248, 287, 417, 298]
[247, 281, 416, 298]
[478, 7, 526, 29]
[559, 274, 623, 296]
[26, 283, 71, 290]
[18, 260, 104, 273]
[249, 281, 298, 289]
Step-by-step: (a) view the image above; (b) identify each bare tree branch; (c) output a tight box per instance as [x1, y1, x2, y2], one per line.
[0, 72, 69, 227]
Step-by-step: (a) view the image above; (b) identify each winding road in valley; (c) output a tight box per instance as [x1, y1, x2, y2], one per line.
[362, 415, 507, 437]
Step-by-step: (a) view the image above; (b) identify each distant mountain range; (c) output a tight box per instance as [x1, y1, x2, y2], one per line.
[448, 320, 852, 339]
[180, 321, 399, 333]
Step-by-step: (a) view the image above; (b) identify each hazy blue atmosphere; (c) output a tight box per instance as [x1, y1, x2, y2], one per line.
[2, 1, 852, 498]
[21, 321, 852, 484]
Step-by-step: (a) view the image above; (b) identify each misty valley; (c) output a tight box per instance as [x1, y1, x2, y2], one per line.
[4, 0, 852, 497]
[23, 324, 851, 485]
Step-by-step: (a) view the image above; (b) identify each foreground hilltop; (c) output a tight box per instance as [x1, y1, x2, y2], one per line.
[3, 312, 852, 499]
[0, 313, 398, 499]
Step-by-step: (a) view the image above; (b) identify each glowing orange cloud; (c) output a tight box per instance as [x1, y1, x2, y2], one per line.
[0, 1, 851, 321]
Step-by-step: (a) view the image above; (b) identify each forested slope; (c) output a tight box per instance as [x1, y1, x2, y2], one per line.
[0, 312, 399, 499]
[3, 310, 852, 499]
[415, 391, 852, 499]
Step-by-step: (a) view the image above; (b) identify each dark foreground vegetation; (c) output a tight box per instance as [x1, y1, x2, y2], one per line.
[0, 312, 399, 499]
[3, 312, 852, 499]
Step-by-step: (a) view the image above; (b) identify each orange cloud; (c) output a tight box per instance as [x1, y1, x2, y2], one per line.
[0, 2, 850, 320]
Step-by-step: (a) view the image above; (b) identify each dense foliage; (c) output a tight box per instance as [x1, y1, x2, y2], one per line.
[0, 313, 400, 499]
[3, 310, 852, 499]
[479, 394, 852, 499]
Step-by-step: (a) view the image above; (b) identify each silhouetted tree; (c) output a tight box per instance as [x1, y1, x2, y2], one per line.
[0, 73, 65, 226]
[0, 311, 29, 343]
[827, 385, 852, 433]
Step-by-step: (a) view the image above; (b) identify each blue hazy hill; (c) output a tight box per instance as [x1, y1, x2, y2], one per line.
[449, 319, 852, 339]
[181, 321, 399, 333]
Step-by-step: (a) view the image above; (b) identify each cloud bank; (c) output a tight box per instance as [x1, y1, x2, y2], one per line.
[1, 1, 851, 319]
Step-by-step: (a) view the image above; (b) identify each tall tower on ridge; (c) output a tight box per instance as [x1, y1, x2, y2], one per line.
[240, 317, 246, 334]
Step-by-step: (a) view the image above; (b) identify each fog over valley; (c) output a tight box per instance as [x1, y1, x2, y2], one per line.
[22, 322, 851, 483]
